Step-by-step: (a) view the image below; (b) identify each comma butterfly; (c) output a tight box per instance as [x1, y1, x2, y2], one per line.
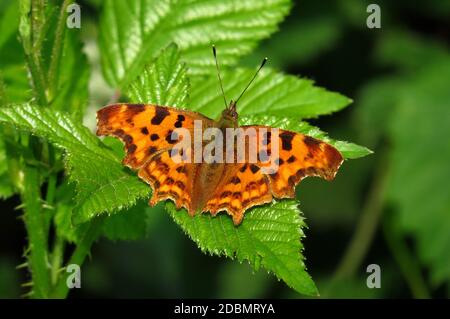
[96, 47, 343, 225]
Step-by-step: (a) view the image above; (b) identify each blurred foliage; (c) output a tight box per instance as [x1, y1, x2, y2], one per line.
[0, 0, 449, 299]
[357, 31, 450, 286]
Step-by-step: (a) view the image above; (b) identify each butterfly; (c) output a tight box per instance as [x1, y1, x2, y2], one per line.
[96, 46, 343, 225]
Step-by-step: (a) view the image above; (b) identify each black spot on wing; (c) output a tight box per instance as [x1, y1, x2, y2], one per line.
[303, 136, 321, 147]
[262, 131, 271, 146]
[148, 146, 158, 155]
[220, 191, 232, 199]
[176, 166, 186, 174]
[250, 164, 260, 174]
[230, 176, 241, 184]
[166, 130, 178, 144]
[174, 114, 185, 128]
[151, 106, 170, 125]
[175, 181, 185, 190]
[239, 164, 248, 173]
[127, 144, 137, 154]
[280, 131, 295, 151]
[275, 158, 284, 165]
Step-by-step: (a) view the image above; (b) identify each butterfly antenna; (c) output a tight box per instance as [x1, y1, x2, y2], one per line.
[235, 57, 268, 104]
[212, 45, 228, 108]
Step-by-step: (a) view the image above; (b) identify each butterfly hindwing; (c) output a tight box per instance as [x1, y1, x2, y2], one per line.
[202, 126, 343, 224]
[138, 149, 196, 212]
[204, 163, 272, 224]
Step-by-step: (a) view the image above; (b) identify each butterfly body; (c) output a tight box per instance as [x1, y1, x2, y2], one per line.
[97, 102, 343, 225]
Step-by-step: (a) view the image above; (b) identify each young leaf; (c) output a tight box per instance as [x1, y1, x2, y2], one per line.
[126, 44, 189, 107]
[99, 0, 291, 87]
[167, 200, 318, 296]
[240, 114, 372, 159]
[0, 1, 30, 104]
[48, 30, 90, 121]
[0, 104, 149, 224]
[189, 69, 351, 120]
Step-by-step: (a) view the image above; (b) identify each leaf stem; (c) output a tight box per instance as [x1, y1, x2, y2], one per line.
[47, 0, 72, 101]
[333, 153, 388, 280]
[50, 217, 104, 298]
[382, 213, 430, 298]
[50, 236, 65, 286]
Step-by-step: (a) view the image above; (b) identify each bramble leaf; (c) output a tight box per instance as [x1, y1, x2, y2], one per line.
[167, 200, 318, 296]
[189, 68, 351, 120]
[126, 44, 189, 108]
[99, 0, 291, 87]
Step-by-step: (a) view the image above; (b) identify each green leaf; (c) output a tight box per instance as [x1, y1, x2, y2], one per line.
[126, 44, 189, 107]
[48, 28, 91, 120]
[167, 200, 318, 296]
[101, 201, 151, 241]
[36, 1, 91, 119]
[189, 68, 351, 120]
[99, 0, 291, 88]
[0, 103, 150, 224]
[240, 114, 372, 159]
[54, 182, 150, 243]
[0, 0, 20, 51]
[0, 1, 31, 104]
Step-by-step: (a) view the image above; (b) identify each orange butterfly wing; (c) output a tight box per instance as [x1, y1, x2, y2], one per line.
[204, 163, 272, 225]
[97, 105, 343, 225]
[204, 126, 343, 224]
[96, 103, 214, 212]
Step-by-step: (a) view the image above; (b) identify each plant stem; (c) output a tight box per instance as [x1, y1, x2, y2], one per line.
[21, 165, 51, 298]
[382, 214, 430, 298]
[333, 154, 388, 280]
[47, 0, 72, 100]
[50, 217, 104, 298]
[50, 236, 65, 286]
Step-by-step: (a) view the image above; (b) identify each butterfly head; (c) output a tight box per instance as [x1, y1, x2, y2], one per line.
[221, 99, 238, 124]
[213, 45, 267, 127]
